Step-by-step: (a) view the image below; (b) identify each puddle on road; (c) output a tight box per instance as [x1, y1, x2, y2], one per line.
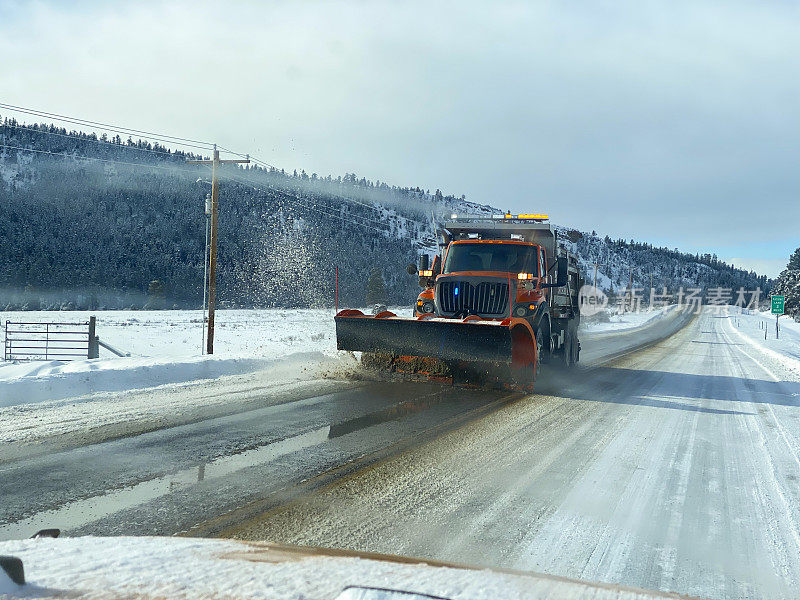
[0, 427, 332, 541]
[0, 389, 458, 541]
[329, 396, 441, 438]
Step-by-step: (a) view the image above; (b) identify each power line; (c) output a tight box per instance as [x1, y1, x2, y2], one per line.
[218, 146, 275, 170]
[1, 101, 421, 230]
[0, 143, 202, 174]
[1, 100, 401, 216]
[0, 102, 215, 148]
[224, 173, 391, 234]
[0, 141, 391, 233]
[216, 145, 389, 215]
[2, 141, 401, 237]
[220, 171, 393, 235]
[0, 102, 216, 154]
[2, 122, 193, 158]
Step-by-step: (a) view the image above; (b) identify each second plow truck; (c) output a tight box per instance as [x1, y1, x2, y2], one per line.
[335, 214, 582, 390]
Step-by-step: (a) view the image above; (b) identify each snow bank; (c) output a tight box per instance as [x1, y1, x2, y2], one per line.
[579, 305, 675, 334]
[0, 536, 677, 600]
[0, 352, 336, 409]
[0, 306, 673, 406]
[0, 308, 346, 405]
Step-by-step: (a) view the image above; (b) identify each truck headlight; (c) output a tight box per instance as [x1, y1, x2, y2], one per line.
[514, 305, 527, 317]
[421, 301, 435, 314]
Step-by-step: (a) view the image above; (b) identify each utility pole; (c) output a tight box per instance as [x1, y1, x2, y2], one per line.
[626, 267, 633, 313]
[593, 261, 610, 290]
[201, 193, 211, 354]
[188, 146, 249, 354]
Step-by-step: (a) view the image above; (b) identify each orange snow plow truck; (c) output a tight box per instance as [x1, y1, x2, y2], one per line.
[335, 214, 582, 389]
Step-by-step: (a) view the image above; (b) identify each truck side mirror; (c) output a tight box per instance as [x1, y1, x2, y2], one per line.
[542, 257, 569, 288]
[406, 264, 417, 275]
[555, 257, 568, 287]
[419, 254, 430, 271]
[431, 255, 442, 275]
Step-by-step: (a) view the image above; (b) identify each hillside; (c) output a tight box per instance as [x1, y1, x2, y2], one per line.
[0, 117, 767, 310]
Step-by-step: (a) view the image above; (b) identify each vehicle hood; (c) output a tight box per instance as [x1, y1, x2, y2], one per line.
[0, 535, 703, 599]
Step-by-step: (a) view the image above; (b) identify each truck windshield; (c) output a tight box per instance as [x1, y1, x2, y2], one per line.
[443, 243, 539, 275]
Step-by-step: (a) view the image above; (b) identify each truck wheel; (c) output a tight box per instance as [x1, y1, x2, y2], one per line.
[533, 327, 543, 378]
[560, 333, 573, 368]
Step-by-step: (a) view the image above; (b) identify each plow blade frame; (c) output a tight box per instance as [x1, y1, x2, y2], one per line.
[335, 310, 531, 365]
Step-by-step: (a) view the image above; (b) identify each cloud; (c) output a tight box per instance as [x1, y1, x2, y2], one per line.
[724, 258, 788, 279]
[1, 0, 798, 273]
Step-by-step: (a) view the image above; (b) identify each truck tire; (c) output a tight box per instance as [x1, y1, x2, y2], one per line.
[533, 326, 543, 379]
[559, 331, 578, 369]
[560, 333, 573, 368]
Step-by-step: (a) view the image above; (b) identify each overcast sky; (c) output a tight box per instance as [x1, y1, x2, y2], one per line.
[1, 0, 798, 276]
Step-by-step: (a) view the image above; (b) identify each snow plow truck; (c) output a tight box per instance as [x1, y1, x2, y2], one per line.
[335, 214, 582, 390]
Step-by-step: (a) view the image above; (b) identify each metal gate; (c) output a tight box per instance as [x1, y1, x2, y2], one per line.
[3, 318, 98, 361]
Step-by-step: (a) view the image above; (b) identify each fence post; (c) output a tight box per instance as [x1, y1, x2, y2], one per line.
[88, 316, 99, 359]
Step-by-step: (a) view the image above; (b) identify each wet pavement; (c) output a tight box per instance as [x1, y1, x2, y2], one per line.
[0, 380, 511, 539]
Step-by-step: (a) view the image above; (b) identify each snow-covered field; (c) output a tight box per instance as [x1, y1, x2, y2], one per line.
[579, 305, 677, 333]
[0, 308, 345, 407]
[0, 306, 671, 408]
[726, 307, 800, 377]
[0, 306, 688, 453]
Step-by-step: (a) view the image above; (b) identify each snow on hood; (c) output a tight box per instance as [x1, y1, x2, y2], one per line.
[0, 536, 699, 600]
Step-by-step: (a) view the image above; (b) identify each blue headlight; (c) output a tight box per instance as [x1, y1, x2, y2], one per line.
[454, 286, 459, 296]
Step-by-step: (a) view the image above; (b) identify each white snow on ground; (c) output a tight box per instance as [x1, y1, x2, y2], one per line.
[725, 307, 800, 377]
[0, 353, 354, 448]
[0, 536, 681, 599]
[579, 305, 676, 333]
[0, 306, 670, 407]
[0, 569, 19, 596]
[0, 308, 346, 406]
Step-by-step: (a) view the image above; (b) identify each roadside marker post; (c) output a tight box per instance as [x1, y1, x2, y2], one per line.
[771, 295, 785, 339]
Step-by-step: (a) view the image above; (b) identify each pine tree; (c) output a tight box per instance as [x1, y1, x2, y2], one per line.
[366, 268, 388, 306]
[788, 247, 800, 271]
[147, 279, 166, 309]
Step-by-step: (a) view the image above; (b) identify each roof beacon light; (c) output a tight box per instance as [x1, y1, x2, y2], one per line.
[518, 273, 533, 280]
[518, 214, 549, 220]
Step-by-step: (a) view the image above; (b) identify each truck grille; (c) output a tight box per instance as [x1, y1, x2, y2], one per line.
[437, 280, 509, 316]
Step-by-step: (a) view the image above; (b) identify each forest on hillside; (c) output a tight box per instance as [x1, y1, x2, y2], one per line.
[0, 117, 768, 310]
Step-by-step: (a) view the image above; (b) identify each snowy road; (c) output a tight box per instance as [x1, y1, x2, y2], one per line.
[0, 307, 692, 544]
[230, 309, 800, 600]
[0, 381, 514, 540]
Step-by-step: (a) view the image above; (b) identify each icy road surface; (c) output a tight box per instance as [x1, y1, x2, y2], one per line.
[0, 307, 690, 544]
[230, 308, 800, 600]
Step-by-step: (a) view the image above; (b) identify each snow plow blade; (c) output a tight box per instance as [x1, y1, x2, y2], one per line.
[335, 310, 538, 387]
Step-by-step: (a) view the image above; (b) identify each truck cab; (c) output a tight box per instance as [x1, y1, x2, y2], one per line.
[413, 214, 581, 365]
[416, 239, 550, 320]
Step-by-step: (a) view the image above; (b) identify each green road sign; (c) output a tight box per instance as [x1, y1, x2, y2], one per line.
[771, 295, 785, 315]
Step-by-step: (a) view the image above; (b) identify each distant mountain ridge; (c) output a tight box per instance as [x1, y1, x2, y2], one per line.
[0, 117, 767, 310]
